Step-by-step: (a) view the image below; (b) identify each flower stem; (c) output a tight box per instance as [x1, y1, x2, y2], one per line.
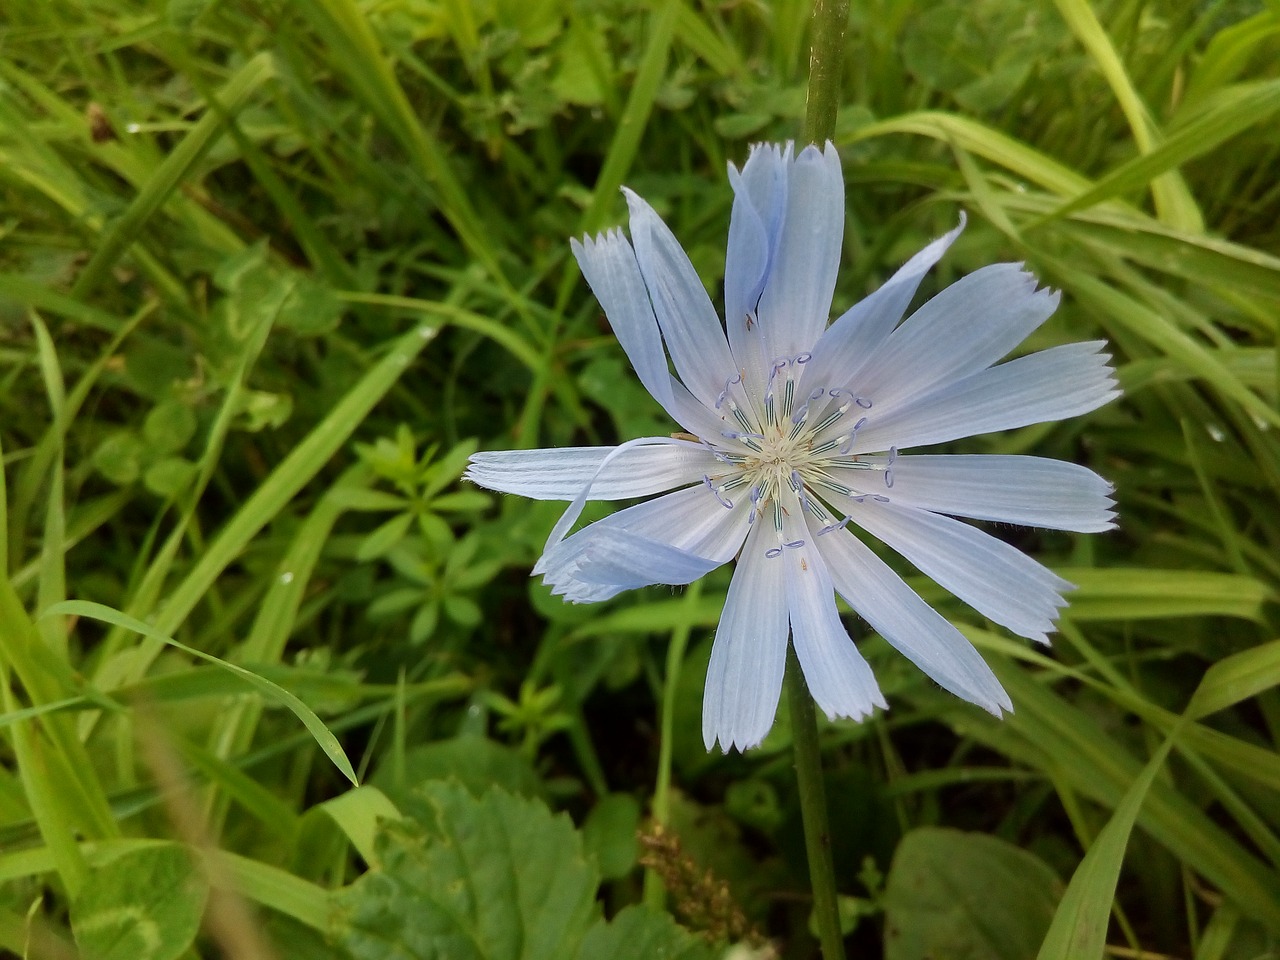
[644, 579, 703, 907]
[786, 645, 846, 960]
[803, 0, 851, 145]
[796, 4, 849, 955]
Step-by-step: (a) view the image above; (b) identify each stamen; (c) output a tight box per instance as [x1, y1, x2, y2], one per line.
[702, 475, 733, 509]
[715, 372, 743, 410]
[818, 515, 852, 536]
[855, 397, 873, 409]
[838, 417, 868, 455]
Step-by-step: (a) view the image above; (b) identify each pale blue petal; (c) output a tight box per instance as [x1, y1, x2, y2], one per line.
[847, 264, 1060, 410]
[815, 523, 1012, 715]
[571, 230, 675, 412]
[624, 188, 737, 408]
[573, 527, 727, 588]
[837, 498, 1072, 643]
[703, 522, 789, 752]
[538, 437, 713, 560]
[877, 455, 1116, 532]
[849, 341, 1119, 452]
[802, 215, 965, 396]
[724, 143, 788, 391]
[537, 482, 749, 602]
[755, 142, 844, 361]
[466, 442, 716, 501]
[784, 506, 885, 722]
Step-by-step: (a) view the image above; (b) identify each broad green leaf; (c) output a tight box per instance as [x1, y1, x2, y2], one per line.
[45, 600, 358, 785]
[1036, 738, 1174, 960]
[334, 782, 599, 960]
[371, 737, 542, 809]
[574, 906, 714, 960]
[883, 828, 1062, 960]
[71, 844, 208, 960]
[581, 793, 640, 881]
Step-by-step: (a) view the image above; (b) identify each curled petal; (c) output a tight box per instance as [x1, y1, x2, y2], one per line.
[754, 142, 844, 362]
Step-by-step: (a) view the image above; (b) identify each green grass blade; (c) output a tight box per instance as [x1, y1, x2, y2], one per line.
[1051, 0, 1203, 230]
[1036, 737, 1176, 960]
[70, 52, 277, 299]
[1034, 79, 1280, 226]
[46, 600, 359, 786]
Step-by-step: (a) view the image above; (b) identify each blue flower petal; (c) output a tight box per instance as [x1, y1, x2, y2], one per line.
[755, 142, 845, 363]
[850, 341, 1119, 452]
[847, 263, 1060, 410]
[803, 215, 965, 396]
[624, 188, 737, 408]
[814, 519, 1012, 715]
[881, 455, 1116, 532]
[466, 442, 716, 501]
[781, 496, 885, 722]
[703, 522, 789, 752]
[841, 499, 1073, 644]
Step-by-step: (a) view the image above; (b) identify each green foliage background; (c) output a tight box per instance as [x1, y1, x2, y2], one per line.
[1, 0, 1279, 957]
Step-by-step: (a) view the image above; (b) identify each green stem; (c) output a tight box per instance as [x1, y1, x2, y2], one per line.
[803, 0, 851, 145]
[787, 645, 846, 960]
[644, 579, 702, 906]
[795, 4, 850, 954]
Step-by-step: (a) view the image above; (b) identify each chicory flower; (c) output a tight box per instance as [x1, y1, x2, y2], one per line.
[467, 142, 1117, 752]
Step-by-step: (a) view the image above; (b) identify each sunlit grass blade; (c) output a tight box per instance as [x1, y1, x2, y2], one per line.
[1033, 79, 1280, 226]
[1051, 0, 1203, 231]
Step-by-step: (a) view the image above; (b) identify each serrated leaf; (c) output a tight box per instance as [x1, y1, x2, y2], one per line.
[371, 739, 542, 809]
[574, 906, 715, 960]
[71, 844, 208, 960]
[581, 793, 640, 881]
[883, 828, 1061, 960]
[335, 782, 599, 960]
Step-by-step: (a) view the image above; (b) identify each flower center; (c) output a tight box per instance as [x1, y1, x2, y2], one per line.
[700, 355, 896, 555]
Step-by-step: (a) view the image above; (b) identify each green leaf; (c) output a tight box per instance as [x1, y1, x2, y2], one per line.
[142, 401, 198, 454]
[1036, 740, 1174, 960]
[370, 738, 542, 810]
[71, 844, 208, 960]
[581, 793, 640, 881]
[883, 828, 1062, 960]
[45, 600, 359, 785]
[1187, 639, 1280, 721]
[334, 782, 599, 960]
[92, 432, 145, 486]
[574, 906, 714, 960]
[1057, 568, 1269, 622]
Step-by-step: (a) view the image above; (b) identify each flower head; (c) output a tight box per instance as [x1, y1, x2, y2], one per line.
[467, 142, 1118, 752]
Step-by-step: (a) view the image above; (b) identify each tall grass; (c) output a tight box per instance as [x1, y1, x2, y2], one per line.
[0, 0, 1277, 957]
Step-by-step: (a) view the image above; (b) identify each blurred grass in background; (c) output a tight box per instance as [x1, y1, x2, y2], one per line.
[1, 0, 1279, 957]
